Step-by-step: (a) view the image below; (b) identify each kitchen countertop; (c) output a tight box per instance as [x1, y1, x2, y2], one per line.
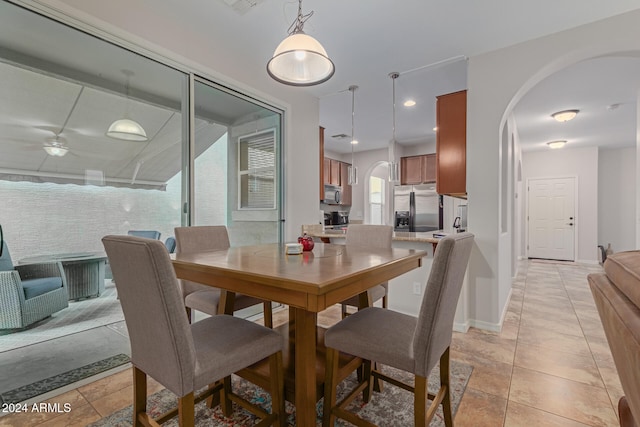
[307, 229, 447, 244]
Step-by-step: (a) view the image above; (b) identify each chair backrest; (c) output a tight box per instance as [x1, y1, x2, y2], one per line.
[412, 232, 474, 377]
[102, 235, 196, 396]
[127, 230, 161, 240]
[174, 226, 230, 253]
[164, 237, 177, 253]
[345, 224, 393, 249]
[0, 241, 13, 271]
[589, 251, 640, 424]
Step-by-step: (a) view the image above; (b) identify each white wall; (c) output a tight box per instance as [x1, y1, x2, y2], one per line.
[522, 147, 599, 263]
[467, 9, 640, 329]
[599, 147, 636, 253]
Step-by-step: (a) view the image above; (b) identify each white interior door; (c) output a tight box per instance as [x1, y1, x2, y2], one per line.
[527, 177, 575, 261]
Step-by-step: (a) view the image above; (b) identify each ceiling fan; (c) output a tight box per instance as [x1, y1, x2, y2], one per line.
[43, 135, 69, 157]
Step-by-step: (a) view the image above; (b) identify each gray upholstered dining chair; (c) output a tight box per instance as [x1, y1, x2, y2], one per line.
[340, 224, 393, 318]
[323, 232, 474, 427]
[127, 230, 161, 240]
[174, 226, 273, 327]
[102, 235, 285, 427]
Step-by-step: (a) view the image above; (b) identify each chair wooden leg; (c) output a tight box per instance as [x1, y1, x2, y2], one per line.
[440, 348, 453, 427]
[269, 351, 286, 427]
[414, 375, 428, 427]
[205, 381, 221, 409]
[382, 294, 388, 309]
[133, 367, 147, 427]
[362, 359, 375, 403]
[263, 302, 273, 328]
[341, 303, 349, 319]
[220, 376, 233, 417]
[178, 392, 195, 427]
[323, 347, 339, 427]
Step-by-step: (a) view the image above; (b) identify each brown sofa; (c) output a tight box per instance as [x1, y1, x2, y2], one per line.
[588, 250, 640, 427]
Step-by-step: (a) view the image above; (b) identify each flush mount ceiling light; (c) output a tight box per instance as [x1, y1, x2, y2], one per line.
[551, 109, 579, 122]
[43, 136, 69, 157]
[107, 70, 148, 141]
[546, 140, 567, 149]
[404, 100, 416, 107]
[266, 0, 334, 86]
[347, 85, 358, 185]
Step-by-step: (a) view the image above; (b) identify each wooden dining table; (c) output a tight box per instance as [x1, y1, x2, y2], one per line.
[172, 242, 427, 426]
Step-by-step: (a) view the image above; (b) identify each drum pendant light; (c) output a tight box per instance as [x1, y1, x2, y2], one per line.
[107, 70, 148, 142]
[266, 0, 334, 86]
[348, 85, 358, 185]
[388, 72, 400, 182]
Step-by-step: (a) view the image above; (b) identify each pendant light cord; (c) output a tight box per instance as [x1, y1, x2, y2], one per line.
[288, 0, 313, 34]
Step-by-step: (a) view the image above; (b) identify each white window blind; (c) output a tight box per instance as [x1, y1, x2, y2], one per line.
[238, 130, 276, 209]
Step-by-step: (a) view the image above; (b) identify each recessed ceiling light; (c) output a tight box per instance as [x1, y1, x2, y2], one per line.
[546, 140, 567, 149]
[551, 109, 579, 122]
[432, 127, 437, 131]
[351, 139, 358, 145]
[404, 100, 416, 107]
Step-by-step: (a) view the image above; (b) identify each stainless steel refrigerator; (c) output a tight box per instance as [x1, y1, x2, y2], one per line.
[393, 184, 441, 232]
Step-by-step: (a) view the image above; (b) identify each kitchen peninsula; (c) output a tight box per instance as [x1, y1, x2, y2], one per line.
[304, 228, 468, 327]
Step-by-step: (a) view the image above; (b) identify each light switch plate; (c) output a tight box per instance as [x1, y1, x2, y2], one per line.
[412, 282, 421, 295]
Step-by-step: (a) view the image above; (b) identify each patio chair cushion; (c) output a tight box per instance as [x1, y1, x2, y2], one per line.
[22, 277, 63, 300]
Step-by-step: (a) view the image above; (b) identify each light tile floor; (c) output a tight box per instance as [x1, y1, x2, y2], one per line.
[0, 259, 622, 426]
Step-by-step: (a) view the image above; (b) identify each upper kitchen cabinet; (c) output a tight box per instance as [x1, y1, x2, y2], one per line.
[319, 127, 325, 200]
[324, 158, 341, 185]
[400, 154, 436, 185]
[436, 90, 467, 198]
[340, 161, 352, 206]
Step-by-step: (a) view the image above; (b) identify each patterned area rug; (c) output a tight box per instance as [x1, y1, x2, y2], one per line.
[0, 354, 130, 405]
[0, 281, 124, 352]
[89, 361, 472, 426]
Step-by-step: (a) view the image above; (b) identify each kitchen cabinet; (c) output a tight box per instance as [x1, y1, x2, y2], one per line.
[400, 153, 436, 185]
[436, 90, 466, 197]
[340, 161, 352, 206]
[319, 127, 325, 201]
[330, 159, 341, 185]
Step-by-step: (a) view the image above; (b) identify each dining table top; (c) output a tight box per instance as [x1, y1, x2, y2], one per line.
[171, 241, 428, 426]
[171, 242, 428, 312]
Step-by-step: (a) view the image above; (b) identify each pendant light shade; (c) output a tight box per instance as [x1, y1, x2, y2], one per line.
[106, 118, 148, 141]
[266, 0, 334, 86]
[388, 72, 400, 182]
[107, 70, 148, 142]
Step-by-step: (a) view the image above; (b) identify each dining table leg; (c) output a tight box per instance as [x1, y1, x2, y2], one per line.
[293, 307, 318, 426]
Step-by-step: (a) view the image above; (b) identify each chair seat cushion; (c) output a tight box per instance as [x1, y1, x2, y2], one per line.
[325, 307, 417, 373]
[342, 283, 388, 307]
[185, 289, 266, 316]
[191, 314, 284, 389]
[604, 250, 640, 308]
[22, 277, 63, 299]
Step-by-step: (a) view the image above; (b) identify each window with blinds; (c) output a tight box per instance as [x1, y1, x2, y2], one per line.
[238, 129, 276, 209]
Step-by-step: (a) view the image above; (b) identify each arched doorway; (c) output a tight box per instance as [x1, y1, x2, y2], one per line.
[364, 161, 390, 225]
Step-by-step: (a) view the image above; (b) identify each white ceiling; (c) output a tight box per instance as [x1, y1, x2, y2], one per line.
[94, 0, 638, 154]
[2, 0, 640, 173]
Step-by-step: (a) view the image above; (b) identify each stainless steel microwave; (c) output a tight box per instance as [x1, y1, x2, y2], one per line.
[323, 184, 342, 204]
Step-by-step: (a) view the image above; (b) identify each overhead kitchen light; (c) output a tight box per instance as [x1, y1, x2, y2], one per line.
[43, 136, 69, 157]
[347, 85, 358, 185]
[404, 99, 416, 107]
[107, 70, 148, 141]
[546, 140, 567, 149]
[551, 109, 579, 122]
[388, 72, 400, 182]
[266, 0, 334, 86]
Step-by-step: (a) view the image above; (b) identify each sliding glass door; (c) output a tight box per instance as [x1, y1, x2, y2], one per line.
[192, 78, 283, 246]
